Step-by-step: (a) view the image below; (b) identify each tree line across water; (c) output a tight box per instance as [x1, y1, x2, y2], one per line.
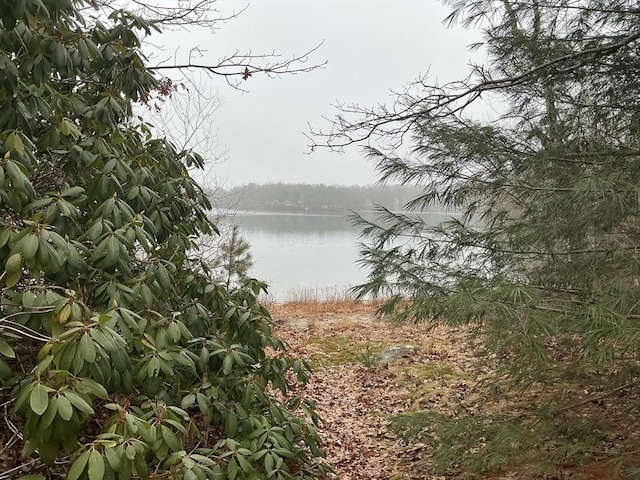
[218, 183, 433, 214]
[3, 0, 640, 479]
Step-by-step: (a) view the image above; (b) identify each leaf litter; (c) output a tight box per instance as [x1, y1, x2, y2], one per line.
[269, 300, 477, 479]
[269, 300, 640, 480]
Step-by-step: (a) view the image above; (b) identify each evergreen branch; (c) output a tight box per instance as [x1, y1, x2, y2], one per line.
[330, 1, 640, 476]
[555, 378, 640, 413]
[510, 1, 640, 16]
[311, 26, 640, 149]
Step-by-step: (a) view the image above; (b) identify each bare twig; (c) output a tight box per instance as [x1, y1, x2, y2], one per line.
[149, 42, 327, 91]
[555, 377, 640, 413]
[309, 27, 640, 150]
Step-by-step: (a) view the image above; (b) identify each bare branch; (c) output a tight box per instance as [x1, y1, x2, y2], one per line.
[309, 24, 640, 151]
[90, 0, 248, 30]
[149, 42, 327, 91]
[87, 2, 327, 91]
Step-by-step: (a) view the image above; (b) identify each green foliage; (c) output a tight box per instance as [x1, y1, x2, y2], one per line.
[0, 1, 329, 478]
[213, 225, 254, 290]
[323, 0, 640, 476]
[390, 409, 608, 477]
[223, 182, 426, 214]
[355, 343, 380, 369]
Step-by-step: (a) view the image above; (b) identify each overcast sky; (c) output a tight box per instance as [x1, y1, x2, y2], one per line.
[151, 1, 482, 187]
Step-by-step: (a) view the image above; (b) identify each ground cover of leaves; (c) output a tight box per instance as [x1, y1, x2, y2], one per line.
[268, 300, 477, 480]
[268, 300, 639, 480]
[2, 299, 636, 479]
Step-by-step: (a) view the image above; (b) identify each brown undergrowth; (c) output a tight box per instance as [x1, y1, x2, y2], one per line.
[269, 300, 640, 480]
[2, 299, 637, 479]
[269, 299, 476, 479]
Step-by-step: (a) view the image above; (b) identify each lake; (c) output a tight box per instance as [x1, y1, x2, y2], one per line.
[226, 211, 453, 302]
[231, 212, 362, 301]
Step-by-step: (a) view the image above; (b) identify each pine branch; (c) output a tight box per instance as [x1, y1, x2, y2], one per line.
[310, 25, 640, 149]
[555, 378, 640, 413]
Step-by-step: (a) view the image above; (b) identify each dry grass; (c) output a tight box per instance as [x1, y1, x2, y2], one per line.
[261, 286, 357, 305]
[266, 297, 379, 321]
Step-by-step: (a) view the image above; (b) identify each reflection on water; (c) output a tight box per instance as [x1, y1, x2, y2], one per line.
[236, 212, 353, 235]
[230, 212, 360, 301]
[223, 211, 457, 301]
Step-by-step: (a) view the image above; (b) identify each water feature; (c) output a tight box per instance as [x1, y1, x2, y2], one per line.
[222, 211, 455, 301]
[231, 212, 361, 301]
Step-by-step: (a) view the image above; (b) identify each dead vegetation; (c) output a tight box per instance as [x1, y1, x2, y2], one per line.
[269, 300, 640, 480]
[269, 299, 476, 479]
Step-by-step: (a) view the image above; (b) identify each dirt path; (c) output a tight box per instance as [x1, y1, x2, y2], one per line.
[269, 301, 476, 479]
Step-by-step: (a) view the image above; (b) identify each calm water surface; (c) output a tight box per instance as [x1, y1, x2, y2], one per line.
[233, 212, 361, 301]
[229, 211, 453, 301]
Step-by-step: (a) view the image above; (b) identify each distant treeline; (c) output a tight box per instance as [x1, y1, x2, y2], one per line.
[218, 183, 441, 213]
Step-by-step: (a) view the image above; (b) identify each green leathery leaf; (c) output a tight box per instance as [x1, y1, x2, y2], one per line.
[56, 393, 73, 420]
[102, 158, 116, 173]
[222, 355, 233, 375]
[104, 446, 121, 470]
[133, 453, 148, 480]
[30, 383, 49, 416]
[67, 450, 91, 480]
[39, 397, 58, 429]
[79, 332, 96, 362]
[0, 338, 15, 358]
[148, 355, 160, 377]
[196, 393, 209, 414]
[6, 159, 28, 190]
[81, 377, 108, 399]
[34, 354, 54, 376]
[5, 268, 22, 288]
[5, 132, 25, 155]
[90, 328, 114, 351]
[64, 390, 94, 415]
[86, 221, 103, 241]
[161, 425, 181, 451]
[57, 338, 77, 370]
[56, 198, 73, 216]
[225, 412, 238, 437]
[58, 118, 80, 138]
[0, 228, 11, 248]
[88, 449, 105, 480]
[125, 444, 136, 461]
[105, 235, 120, 267]
[0, 357, 10, 378]
[156, 264, 171, 290]
[181, 392, 195, 409]
[25, 196, 54, 211]
[90, 236, 110, 262]
[5, 252, 22, 287]
[227, 456, 238, 480]
[21, 290, 37, 307]
[60, 186, 85, 197]
[236, 453, 254, 473]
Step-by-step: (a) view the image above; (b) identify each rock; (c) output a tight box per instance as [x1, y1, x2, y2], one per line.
[376, 344, 420, 366]
[287, 318, 309, 331]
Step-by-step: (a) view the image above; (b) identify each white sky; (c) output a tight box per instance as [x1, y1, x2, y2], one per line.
[150, 1, 482, 187]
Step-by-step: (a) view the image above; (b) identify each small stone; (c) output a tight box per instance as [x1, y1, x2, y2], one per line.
[376, 344, 420, 366]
